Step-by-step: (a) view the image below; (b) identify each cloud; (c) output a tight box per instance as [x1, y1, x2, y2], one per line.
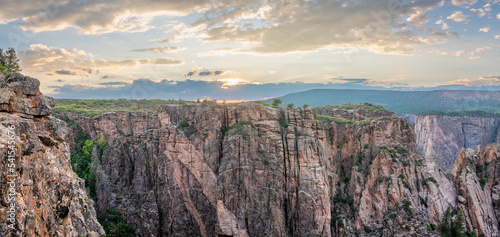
[199, 0, 445, 55]
[19, 44, 184, 76]
[454, 51, 466, 57]
[185, 70, 228, 77]
[479, 26, 490, 32]
[451, 0, 478, 6]
[46, 78, 393, 100]
[54, 69, 78, 76]
[131, 46, 180, 53]
[497, 13, 500, 19]
[0, 0, 213, 34]
[447, 11, 468, 22]
[332, 78, 374, 85]
[98, 81, 130, 86]
[445, 76, 500, 86]
[435, 20, 450, 30]
[470, 8, 485, 17]
[407, 10, 429, 28]
[495, 35, 500, 40]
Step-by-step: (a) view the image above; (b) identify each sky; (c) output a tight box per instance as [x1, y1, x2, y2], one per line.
[0, 0, 499, 100]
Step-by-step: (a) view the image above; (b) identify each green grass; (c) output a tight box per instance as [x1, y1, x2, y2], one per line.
[315, 103, 390, 112]
[54, 98, 196, 117]
[314, 114, 353, 125]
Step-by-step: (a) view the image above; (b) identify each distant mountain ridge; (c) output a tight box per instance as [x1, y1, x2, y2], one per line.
[265, 89, 500, 115]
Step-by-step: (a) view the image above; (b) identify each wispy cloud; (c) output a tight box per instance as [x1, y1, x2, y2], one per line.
[444, 76, 500, 87]
[131, 46, 180, 53]
[19, 44, 184, 76]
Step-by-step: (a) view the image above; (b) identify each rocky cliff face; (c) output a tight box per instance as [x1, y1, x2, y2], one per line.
[57, 100, 500, 236]
[453, 144, 500, 237]
[415, 115, 500, 171]
[0, 73, 104, 236]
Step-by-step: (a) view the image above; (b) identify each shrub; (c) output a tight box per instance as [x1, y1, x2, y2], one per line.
[476, 163, 483, 173]
[402, 180, 411, 190]
[229, 121, 254, 137]
[184, 125, 199, 137]
[377, 177, 384, 183]
[403, 200, 411, 211]
[302, 104, 309, 109]
[480, 179, 486, 189]
[179, 118, 189, 128]
[337, 218, 344, 228]
[287, 103, 294, 109]
[98, 209, 135, 237]
[261, 158, 269, 165]
[345, 196, 354, 205]
[279, 117, 289, 128]
[272, 98, 282, 107]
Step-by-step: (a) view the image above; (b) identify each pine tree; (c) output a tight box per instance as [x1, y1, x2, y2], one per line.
[0, 48, 21, 76]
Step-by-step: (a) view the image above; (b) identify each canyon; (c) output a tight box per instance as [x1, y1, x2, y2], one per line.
[2, 73, 500, 236]
[415, 115, 500, 171]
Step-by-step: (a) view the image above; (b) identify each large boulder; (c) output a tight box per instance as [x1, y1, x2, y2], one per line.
[0, 73, 53, 117]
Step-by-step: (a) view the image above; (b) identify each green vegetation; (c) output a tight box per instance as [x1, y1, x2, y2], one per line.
[54, 99, 195, 117]
[254, 101, 271, 107]
[279, 117, 289, 128]
[337, 218, 344, 228]
[287, 103, 294, 109]
[0, 48, 21, 76]
[69, 123, 97, 198]
[315, 103, 390, 112]
[480, 179, 486, 190]
[476, 163, 483, 173]
[465, 230, 478, 237]
[402, 180, 411, 190]
[419, 110, 500, 118]
[222, 121, 256, 139]
[272, 98, 282, 107]
[98, 209, 135, 237]
[179, 118, 189, 128]
[183, 125, 199, 137]
[333, 195, 354, 206]
[402, 200, 412, 212]
[314, 114, 353, 125]
[440, 207, 466, 237]
[97, 136, 108, 162]
[302, 104, 309, 109]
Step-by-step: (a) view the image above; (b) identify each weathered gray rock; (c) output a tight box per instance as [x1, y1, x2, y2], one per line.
[0, 73, 104, 236]
[61, 103, 470, 237]
[415, 115, 500, 170]
[0, 73, 53, 116]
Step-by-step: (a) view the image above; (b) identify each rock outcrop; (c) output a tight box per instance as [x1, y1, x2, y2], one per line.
[452, 144, 500, 237]
[58, 101, 500, 236]
[415, 115, 500, 170]
[0, 73, 104, 236]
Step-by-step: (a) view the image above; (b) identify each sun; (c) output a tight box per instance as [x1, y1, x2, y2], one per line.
[217, 78, 248, 89]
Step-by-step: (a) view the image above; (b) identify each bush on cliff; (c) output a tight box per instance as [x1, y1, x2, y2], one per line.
[0, 48, 21, 76]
